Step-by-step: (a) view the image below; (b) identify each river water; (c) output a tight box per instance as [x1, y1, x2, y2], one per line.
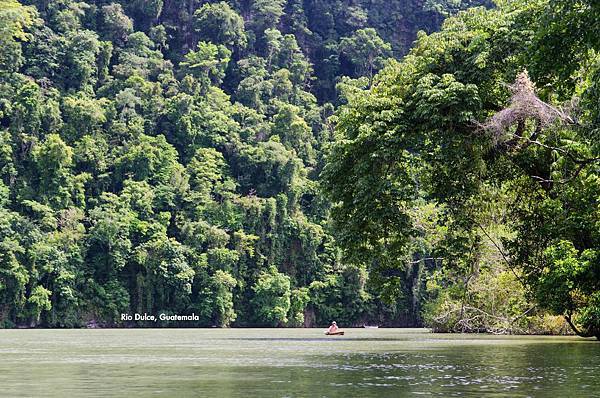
[0, 328, 598, 397]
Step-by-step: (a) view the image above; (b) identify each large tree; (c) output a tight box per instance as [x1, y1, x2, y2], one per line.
[323, 1, 600, 339]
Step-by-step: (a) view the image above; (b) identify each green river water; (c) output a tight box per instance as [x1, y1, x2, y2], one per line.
[0, 328, 598, 397]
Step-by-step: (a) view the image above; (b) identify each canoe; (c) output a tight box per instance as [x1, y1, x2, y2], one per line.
[325, 331, 345, 336]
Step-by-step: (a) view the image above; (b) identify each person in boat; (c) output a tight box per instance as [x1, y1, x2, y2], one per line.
[327, 321, 338, 334]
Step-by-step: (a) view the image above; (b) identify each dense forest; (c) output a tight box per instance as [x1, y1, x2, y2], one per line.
[0, 0, 598, 338]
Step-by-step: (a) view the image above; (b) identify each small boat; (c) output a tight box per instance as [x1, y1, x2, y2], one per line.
[363, 325, 379, 329]
[324, 331, 345, 336]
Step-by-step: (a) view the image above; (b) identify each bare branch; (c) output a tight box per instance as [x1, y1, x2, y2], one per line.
[476, 223, 525, 285]
[484, 71, 573, 144]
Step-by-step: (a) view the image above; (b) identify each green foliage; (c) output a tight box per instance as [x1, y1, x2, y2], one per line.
[288, 287, 310, 326]
[100, 3, 133, 43]
[252, 267, 291, 326]
[323, 0, 600, 338]
[26, 285, 51, 324]
[194, 2, 246, 49]
[133, 236, 194, 314]
[0, 0, 528, 331]
[210, 270, 237, 327]
[250, 0, 286, 33]
[339, 28, 392, 80]
[0, 0, 36, 72]
[181, 41, 231, 91]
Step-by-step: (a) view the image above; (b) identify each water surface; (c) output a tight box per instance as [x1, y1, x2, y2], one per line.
[0, 328, 598, 397]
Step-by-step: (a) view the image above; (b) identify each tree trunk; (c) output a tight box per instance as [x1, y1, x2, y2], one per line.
[564, 314, 600, 340]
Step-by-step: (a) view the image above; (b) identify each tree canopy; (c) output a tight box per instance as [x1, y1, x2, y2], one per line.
[322, 0, 600, 339]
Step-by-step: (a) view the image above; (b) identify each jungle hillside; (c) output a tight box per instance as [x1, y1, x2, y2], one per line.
[0, 0, 598, 339]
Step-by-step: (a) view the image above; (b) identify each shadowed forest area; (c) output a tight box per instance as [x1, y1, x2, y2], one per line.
[0, 0, 598, 339]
